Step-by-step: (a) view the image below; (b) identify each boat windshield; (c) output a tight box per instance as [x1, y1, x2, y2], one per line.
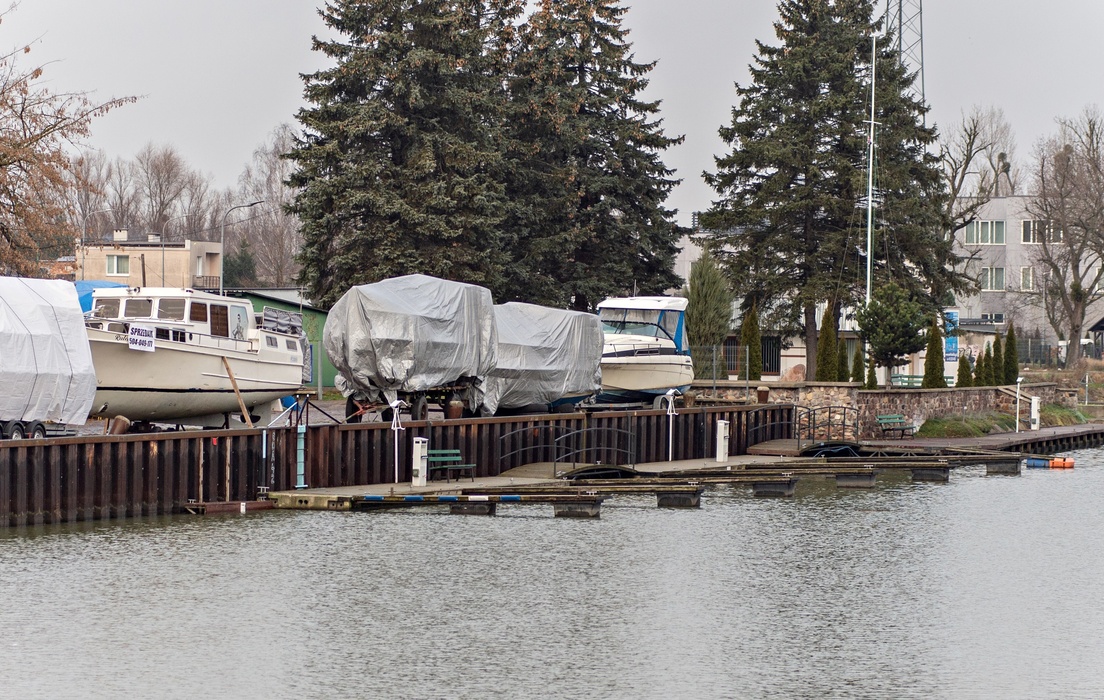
[598, 308, 677, 341]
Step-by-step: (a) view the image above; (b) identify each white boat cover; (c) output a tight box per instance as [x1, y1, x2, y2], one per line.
[324, 275, 498, 411]
[483, 303, 604, 413]
[0, 277, 96, 425]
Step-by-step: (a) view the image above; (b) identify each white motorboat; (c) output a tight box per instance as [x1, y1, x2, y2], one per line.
[84, 287, 307, 427]
[596, 296, 694, 404]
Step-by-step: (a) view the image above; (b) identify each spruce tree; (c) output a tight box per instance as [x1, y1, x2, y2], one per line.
[855, 283, 927, 377]
[1004, 322, 1020, 384]
[956, 351, 973, 388]
[815, 309, 838, 381]
[991, 334, 1005, 385]
[686, 250, 733, 380]
[851, 345, 865, 383]
[700, 0, 966, 375]
[837, 340, 850, 382]
[741, 303, 763, 381]
[921, 316, 946, 388]
[290, 0, 523, 306]
[504, 0, 683, 309]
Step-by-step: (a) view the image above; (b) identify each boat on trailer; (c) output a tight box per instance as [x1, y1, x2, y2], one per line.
[595, 296, 694, 405]
[84, 287, 306, 428]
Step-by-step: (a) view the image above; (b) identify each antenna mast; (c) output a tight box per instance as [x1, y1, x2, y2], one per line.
[889, 0, 925, 105]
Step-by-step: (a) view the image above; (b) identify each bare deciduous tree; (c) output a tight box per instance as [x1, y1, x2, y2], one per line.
[1027, 107, 1104, 366]
[0, 5, 134, 274]
[236, 124, 302, 286]
[941, 105, 1019, 240]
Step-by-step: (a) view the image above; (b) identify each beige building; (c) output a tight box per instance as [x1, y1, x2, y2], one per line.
[75, 230, 223, 290]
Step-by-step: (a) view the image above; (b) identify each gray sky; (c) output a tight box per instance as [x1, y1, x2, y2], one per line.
[13, 1, 1104, 226]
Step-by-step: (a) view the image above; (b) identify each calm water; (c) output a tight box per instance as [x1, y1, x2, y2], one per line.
[4, 450, 1104, 699]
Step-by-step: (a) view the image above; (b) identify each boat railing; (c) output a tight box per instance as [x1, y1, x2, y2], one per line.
[87, 320, 255, 354]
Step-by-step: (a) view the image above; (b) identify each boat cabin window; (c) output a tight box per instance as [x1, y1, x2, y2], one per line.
[210, 305, 229, 337]
[266, 336, 279, 348]
[157, 298, 186, 320]
[229, 306, 249, 340]
[285, 339, 298, 350]
[92, 298, 121, 318]
[123, 299, 153, 318]
[598, 308, 675, 341]
[190, 302, 208, 323]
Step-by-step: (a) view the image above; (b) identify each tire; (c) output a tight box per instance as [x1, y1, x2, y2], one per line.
[29, 422, 47, 440]
[410, 394, 428, 421]
[5, 421, 25, 440]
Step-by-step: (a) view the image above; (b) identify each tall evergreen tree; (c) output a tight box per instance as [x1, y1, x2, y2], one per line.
[685, 250, 733, 379]
[699, 0, 966, 377]
[865, 359, 878, 389]
[504, 0, 684, 309]
[289, 0, 523, 307]
[837, 340, 850, 381]
[815, 307, 838, 381]
[956, 351, 973, 387]
[977, 343, 992, 386]
[741, 303, 763, 381]
[921, 315, 946, 388]
[1004, 322, 1020, 384]
[851, 344, 865, 383]
[991, 334, 1005, 385]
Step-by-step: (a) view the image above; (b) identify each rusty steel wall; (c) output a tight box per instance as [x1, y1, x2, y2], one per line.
[0, 431, 268, 527]
[0, 404, 794, 527]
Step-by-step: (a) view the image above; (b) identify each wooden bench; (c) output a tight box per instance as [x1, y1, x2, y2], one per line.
[427, 449, 476, 482]
[876, 414, 916, 438]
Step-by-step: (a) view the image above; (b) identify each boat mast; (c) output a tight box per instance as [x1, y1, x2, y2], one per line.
[865, 35, 876, 307]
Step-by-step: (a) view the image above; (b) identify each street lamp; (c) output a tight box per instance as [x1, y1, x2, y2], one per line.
[219, 201, 264, 295]
[1016, 376, 1024, 433]
[80, 208, 113, 280]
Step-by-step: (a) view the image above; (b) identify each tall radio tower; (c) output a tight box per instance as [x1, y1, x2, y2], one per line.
[888, 0, 925, 105]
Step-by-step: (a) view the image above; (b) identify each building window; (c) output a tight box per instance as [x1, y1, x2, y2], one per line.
[1022, 220, 1063, 244]
[964, 220, 1005, 245]
[981, 312, 1005, 323]
[980, 267, 1005, 291]
[723, 335, 782, 376]
[1021, 267, 1035, 291]
[106, 255, 129, 276]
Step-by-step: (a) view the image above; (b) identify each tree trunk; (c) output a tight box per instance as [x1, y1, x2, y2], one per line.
[804, 302, 818, 381]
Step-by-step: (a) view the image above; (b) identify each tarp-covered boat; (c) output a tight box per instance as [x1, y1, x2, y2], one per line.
[483, 302, 604, 414]
[0, 277, 96, 427]
[324, 275, 498, 415]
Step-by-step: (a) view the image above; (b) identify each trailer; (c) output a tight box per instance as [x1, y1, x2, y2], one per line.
[0, 277, 97, 439]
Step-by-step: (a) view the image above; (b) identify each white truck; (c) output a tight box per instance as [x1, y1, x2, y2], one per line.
[0, 277, 97, 439]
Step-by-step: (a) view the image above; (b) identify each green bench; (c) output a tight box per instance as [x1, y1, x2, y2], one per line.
[427, 449, 476, 482]
[876, 414, 916, 438]
[890, 374, 955, 388]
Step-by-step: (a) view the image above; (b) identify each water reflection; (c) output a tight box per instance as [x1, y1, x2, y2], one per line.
[3, 450, 1104, 698]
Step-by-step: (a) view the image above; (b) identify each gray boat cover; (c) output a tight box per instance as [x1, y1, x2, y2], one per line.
[324, 275, 498, 411]
[0, 277, 96, 425]
[483, 303, 604, 413]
